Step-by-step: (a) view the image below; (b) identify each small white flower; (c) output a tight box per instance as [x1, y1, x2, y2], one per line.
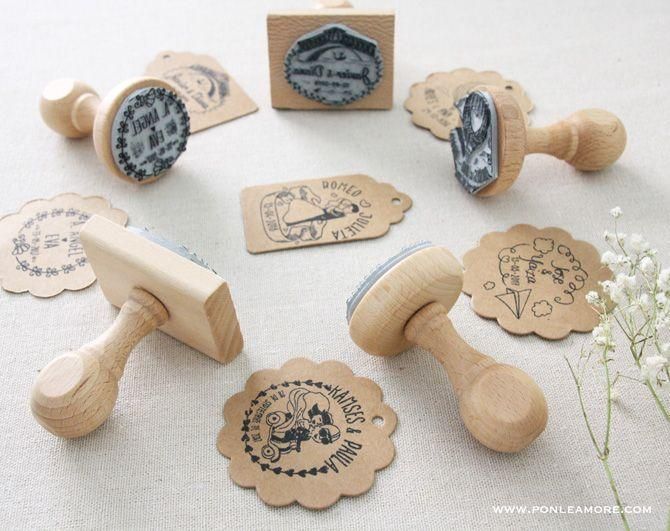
[617, 254, 632, 266]
[601, 251, 618, 266]
[609, 386, 620, 402]
[615, 273, 637, 290]
[658, 269, 670, 292]
[656, 292, 668, 306]
[639, 256, 655, 275]
[603, 230, 616, 244]
[638, 293, 652, 310]
[629, 233, 650, 254]
[586, 291, 600, 305]
[641, 355, 668, 382]
[610, 207, 623, 218]
[617, 233, 627, 245]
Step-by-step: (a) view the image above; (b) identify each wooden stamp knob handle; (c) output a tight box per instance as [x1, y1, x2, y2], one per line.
[30, 288, 168, 438]
[405, 303, 548, 452]
[40, 79, 101, 138]
[525, 109, 626, 171]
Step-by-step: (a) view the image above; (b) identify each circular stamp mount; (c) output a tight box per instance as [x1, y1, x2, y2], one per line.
[93, 77, 190, 184]
[284, 23, 383, 106]
[0, 193, 128, 297]
[217, 358, 396, 509]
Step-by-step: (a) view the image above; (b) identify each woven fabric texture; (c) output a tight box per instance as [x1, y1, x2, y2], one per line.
[1, 0, 668, 529]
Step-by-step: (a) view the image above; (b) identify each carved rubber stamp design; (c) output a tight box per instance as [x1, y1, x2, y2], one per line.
[0, 194, 128, 297]
[450, 90, 498, 194]
[240, 175, 411, 253]
[112, 87, 190, 182]
[217, 358, 396, 509]
[284, 23, 383, 105]
[463, 225, 612, 339]
[163, 64, 229, 113]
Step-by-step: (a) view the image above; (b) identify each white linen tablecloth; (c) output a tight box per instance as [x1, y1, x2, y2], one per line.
[1, 0, 668, 528]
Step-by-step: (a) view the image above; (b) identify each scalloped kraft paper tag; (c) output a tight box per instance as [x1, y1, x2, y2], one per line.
[240, 174, 412, 253]
[0, 194, 128, 297]
[404, 68, 533, 141]
[462, 225, 612, 340]
[217, 358, 397, 509]
[146, 51, 258, 133]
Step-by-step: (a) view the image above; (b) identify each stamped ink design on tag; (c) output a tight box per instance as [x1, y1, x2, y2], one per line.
[240, 174, 411, 253]
[450, 90, 499, 194]
[217, 358, 396, 509]
[146, 51, 258, 133]
[404, 68, 533, 141]
[0, 194, 128, 297]
[112, 87, 189, 182]
[463, 225, 612, 339]
[284, 24, 383, 105]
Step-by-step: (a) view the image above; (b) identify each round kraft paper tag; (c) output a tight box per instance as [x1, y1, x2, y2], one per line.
[217, 358, 397, 509]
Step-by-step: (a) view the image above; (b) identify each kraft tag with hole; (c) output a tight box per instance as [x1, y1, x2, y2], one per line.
[146, 51, 258, 133]
[462, 225, 612, 340]
[404, 68, 533, 141]
[240, 174, 411, 253]
[217, 358, 397, 509]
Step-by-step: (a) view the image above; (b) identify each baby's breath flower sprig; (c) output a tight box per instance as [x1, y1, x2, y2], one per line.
[567, 208, 670, 529]
[593, 208, 670, 416]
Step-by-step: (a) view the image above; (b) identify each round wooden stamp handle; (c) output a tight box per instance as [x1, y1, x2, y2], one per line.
[30, 288, 168, 438]
[405, 303, 548, 453]
[40, 79, 101, 138]
[525, 109, 626, 171]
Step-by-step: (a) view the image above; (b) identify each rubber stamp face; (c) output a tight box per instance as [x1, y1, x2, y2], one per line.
[450, 90, 498, 194]
[284, 23, 383, 106]
[111, 87, 190, 182]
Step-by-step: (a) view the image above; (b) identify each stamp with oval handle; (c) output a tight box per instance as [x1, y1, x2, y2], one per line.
[240, 174, 411, 253]
[404, 68, 533, 141]
[40, 77, 190, 184]
[0, 193, 127, 297]
[217, 358, 396, 509]
[146, 51, 258, 133]
[462, 225, 613, 339]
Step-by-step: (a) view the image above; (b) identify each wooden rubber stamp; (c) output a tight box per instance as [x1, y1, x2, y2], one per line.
[30, 215, 243, 438]
[40, 77, 190, 184]
[347, 242, 548, 452]
[451, 86, 626, 195]
[267, 4, 394, 109]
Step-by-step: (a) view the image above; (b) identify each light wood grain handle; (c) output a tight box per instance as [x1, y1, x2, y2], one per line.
[40, 79, 100, 138]
[405, 303, 548, 452]
[30, 288, 168, 438]
[526, 109, 626, 171]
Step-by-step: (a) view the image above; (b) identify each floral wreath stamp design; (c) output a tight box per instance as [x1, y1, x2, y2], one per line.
[217, 358, 396, 509]
[463, 225, 612, 339]
[0, 194, 128, 297]
[112, 87, 190, 182]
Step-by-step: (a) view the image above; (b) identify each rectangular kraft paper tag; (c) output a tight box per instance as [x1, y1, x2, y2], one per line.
[240, 174, 411, 253]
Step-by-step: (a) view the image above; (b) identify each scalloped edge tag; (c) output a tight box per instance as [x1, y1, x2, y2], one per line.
[462, 225, 612, 340]
[0, 193, 128, 297]
[217, 358, 397, 509]
[404, 68, 533, 141]
[240, 174, 411, 253]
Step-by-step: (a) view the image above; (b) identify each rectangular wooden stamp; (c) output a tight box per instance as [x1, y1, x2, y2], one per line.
[267, 9, 395, 110]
